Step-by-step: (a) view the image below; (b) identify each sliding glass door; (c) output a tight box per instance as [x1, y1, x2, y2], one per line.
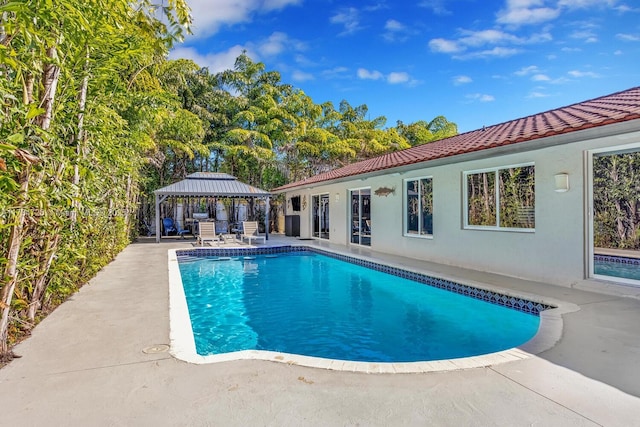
[312, 193, 330, 239]
[350, 188, 371, 246]
[590, 145, 640, 286]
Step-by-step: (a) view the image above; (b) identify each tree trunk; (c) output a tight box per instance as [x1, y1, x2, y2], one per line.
[27, 233, 61, 322]
[124, 174, 133, 230]
[482, 172, 491, 224]
[71, 47, 90, 226]
[0, 170, 30, 354]
[36, 45, 60, 130]
[24, 73, 35, 105]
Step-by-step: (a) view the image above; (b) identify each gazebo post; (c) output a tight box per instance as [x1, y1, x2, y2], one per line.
[265, 196, 270, 241]
[155, 194, 168, 243]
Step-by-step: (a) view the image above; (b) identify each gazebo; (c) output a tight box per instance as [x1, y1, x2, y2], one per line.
[153, 172, 271, 242]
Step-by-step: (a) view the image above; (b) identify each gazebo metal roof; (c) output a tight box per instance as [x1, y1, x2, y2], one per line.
[153, 172, 271, 242]
[154, 172, 271, 198]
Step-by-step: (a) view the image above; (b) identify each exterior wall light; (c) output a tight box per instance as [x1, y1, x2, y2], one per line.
[335, 193, 340, 202]
[554, 173, 569, 192]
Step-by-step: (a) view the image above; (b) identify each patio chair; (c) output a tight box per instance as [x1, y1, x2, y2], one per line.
[241, 221, 266, 245]
[163, 217, 189, 238]
[197, 221, 220, 246]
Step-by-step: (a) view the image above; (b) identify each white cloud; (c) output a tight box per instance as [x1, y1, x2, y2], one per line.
[515, 65, 541, 76]
[532, 73, 550, 81]
[496, 0, 560, 26]
[387, 72, 410, 84]
[430, 28, 550, 58]
[558, 0, 618, 8]
[356, 68, 417, 85]
[294, 54, 315, 67]
[467, 93, 495, 102]
[527, 91, 550, 98]
[570, 29, 598, 43]
[357, 68, 384, 80]
[292, 70, 314, 82]
[514, 65, 551, 81]
[254, 32, 306, 57]
[568, 70, 600, 78]
[330, 7, 362, 35]
[186, 0, 301, 39]
[322, 66, 350, 79]
[418, 0, 452, 15]
[614, 4, 640, 13]
[617, 33, 640, 42]
[453, 75, 473, 85]
[263, 0, 302, 10]
[461, 46, 521, 59]
[428, 38, 462, 53]
[385, 19, 405, 31]
[169, 45, 249, 73]
[383, 19, 414, 42]
[459, 29, 523, 47]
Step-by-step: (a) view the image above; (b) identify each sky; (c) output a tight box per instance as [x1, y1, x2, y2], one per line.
[169, 0, 640, 133]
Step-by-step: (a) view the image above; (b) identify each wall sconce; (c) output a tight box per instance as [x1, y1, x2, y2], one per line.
[335, 193, 340, 202]
[554, 173, 569, 192]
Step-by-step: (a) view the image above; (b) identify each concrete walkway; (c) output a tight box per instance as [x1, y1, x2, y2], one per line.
[1, 236, 639, 426]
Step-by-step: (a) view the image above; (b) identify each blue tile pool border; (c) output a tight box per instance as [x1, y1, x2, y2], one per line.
[594, 254, 640, 266]
[177, 245, 555, 315]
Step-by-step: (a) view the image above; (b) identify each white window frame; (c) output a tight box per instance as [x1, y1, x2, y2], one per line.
[403, 176, 434, 239]
[463, 162, 535, 233]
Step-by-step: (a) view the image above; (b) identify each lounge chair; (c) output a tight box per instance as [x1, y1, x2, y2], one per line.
[197, 222, 220, 246]
[241, 221, 266, 245]
[163, 217, 189, 238]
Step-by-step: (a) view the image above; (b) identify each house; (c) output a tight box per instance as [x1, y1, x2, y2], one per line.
[272, 87, 640, 288]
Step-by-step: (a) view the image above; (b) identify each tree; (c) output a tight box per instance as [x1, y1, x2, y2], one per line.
[396, 116, 458, 146]
[0, 0, 192, 357]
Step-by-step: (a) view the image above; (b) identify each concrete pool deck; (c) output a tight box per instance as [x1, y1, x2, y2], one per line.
[1, 235, 640, 426]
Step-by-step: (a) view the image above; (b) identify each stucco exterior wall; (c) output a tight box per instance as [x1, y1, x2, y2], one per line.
[282, 125, 640, 287]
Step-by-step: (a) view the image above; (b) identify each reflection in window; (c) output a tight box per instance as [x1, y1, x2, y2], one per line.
[312, 194, 330, 239]
[406, 177, 433, 236]
[351, 188, 371, 246]
[466, 164, 535, 229]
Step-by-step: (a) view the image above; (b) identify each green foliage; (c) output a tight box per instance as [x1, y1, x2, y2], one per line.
[0, 0, 192, 353]
[594, 152, 640, 249]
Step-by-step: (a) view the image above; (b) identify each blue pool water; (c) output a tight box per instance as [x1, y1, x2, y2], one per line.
[178, 252, 540, 363]
[594, 257, 640, 281]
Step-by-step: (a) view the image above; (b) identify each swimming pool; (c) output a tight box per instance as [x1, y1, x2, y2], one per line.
[594, 255, 640, 282]
[173, 247, 554, 368]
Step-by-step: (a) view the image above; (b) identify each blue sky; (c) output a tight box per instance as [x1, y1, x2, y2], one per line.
[170, 0, 640, 133]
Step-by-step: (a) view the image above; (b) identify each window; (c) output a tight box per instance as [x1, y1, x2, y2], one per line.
[464, 164, 535, 230]
[350, 188, 371, 246]
[405, 177, 433, 236]
[312, 193, 330, 239]
[291, 196, 301, 211]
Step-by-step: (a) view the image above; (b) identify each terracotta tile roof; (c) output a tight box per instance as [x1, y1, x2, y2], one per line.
[273, 86, 640, 192]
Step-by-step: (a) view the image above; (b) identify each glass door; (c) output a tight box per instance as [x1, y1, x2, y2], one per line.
[350, 188, 371, 246]
[590, 146, 640, 286]
[312, 194, 330, 239]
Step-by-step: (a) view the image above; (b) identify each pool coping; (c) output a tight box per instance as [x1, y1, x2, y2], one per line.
[168, 246, 578, 373]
